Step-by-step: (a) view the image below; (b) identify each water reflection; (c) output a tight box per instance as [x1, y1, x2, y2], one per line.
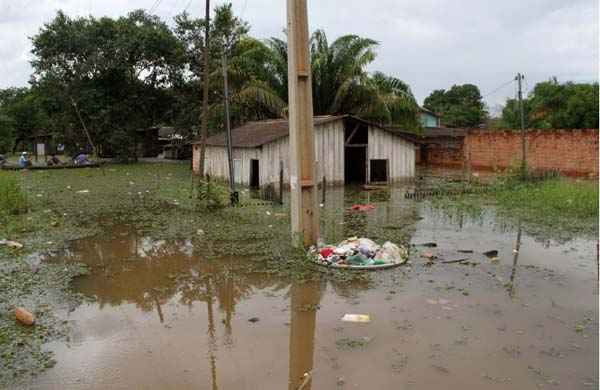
[36, 184, 598, 390]
[288, 280, 324, 390]
[320, 185, 418, 244]
[508, 223, 522, 299]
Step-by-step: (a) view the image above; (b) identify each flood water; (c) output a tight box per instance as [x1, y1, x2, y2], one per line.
[26, 186, 598, 390]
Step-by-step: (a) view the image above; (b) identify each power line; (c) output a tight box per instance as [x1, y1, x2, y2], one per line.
[482, 78, 516, 99]
[148, 0, 163, 14]
[182, 0, 193, 13]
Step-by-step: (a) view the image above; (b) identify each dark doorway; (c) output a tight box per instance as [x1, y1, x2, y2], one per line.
[344, 120, 368, 183]
[250, 159, 259, 188]
[345, 147, 367, 183]
[370, 159, 388, 183]
[420, 144, 428, 164]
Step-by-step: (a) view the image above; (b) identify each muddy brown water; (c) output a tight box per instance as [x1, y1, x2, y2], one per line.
[25, 186, 598, 390]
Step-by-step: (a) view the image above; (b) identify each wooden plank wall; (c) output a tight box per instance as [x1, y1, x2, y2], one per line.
[195, 119, 415, 186]
[315, 120, 345, 184]
[259, 119, 345, 186]
[203, 145, 259, 186]
[367, 126, 415, 182]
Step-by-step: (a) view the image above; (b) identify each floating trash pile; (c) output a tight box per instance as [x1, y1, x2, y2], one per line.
[310, 237, 408, 269]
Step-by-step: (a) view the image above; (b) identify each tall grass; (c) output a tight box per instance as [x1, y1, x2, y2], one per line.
[0, 173, 27, 217]
[496, 179, 598, 219]
[494, 178, 598, 234]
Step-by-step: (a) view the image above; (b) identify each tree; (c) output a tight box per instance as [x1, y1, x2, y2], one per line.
[423, 84, 487, 127]
[30, 10, 185, 159]
[258, 30, 419, 128]
[528, 79, 598, 129]
[18, 4, 420, 160]
[500, 98, 531, 129]
[499, 79, 599, 129]
[173, 5, 284, 133]
[0, 87, 49, 152]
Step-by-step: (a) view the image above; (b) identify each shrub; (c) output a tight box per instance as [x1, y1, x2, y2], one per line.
[195, 179, 229, 209]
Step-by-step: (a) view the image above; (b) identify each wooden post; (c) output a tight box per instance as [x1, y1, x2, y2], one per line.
[279, 160, 284, 205]
[322, 175, 326, 204]
[516, 73, 527, 179]
[287, 0, 319, 248]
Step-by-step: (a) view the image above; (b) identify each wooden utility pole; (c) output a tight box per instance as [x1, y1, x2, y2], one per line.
[516, 72, 526, 177]
[222, 53, 237, 204]
[287, 0, 319, 247]
[197, 0, 210, 177]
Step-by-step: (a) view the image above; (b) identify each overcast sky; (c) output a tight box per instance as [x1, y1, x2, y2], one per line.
[0, 0, 598, 112]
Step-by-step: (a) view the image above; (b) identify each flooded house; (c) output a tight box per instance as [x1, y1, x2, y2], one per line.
[191, 115, 417, 187]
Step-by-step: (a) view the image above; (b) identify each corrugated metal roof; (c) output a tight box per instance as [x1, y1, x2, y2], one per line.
[194, 115, 418, 148]
[195, 116, 343, 148]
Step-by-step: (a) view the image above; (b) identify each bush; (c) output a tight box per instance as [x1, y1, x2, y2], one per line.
[0, 173, 27, 216]
[195, 179, 229, 209]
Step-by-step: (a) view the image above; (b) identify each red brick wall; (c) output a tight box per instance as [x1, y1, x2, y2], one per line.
[465, 129, 599, 177]
[426, 144, 464, 167]
[417, 138, 464, 167]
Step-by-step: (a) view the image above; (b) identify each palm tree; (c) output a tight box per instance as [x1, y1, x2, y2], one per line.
[255, 29, 419, 128]
[207, 28, 419, 130]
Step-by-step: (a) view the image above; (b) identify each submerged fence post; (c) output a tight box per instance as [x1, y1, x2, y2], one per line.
[279, 160, 284, 205]
[322, 175, 326, 204]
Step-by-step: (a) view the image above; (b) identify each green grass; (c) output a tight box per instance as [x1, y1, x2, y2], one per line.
[430, 177, 598, 240]
[496, 179, 598, 222]
[0, 172, 27, 217]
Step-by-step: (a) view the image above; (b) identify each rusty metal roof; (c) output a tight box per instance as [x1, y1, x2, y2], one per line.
[193, 115, 343, 148]
[421, 127, 467, 138]
[194, 115, 417, 148]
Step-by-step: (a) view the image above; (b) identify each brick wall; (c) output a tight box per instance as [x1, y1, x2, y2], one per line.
[417, 138, 464, 167]
[465, 129, 599, 177]
[426, 143, 464, 167]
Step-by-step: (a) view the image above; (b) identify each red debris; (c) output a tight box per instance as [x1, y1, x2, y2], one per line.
[349, 204, 375, 212]
[320, 247, 334, 258]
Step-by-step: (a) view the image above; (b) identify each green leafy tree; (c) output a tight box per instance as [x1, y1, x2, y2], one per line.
[259, 29, 419, 127]
[528, 79, 598, 129]
[499, 79, 599, 129]
[173, 5, 284, 133]
[500, 98, 531, 129]
[0, 87, 49, 152]
[423, 84, 487, 127]
[30, 10, 185, 159]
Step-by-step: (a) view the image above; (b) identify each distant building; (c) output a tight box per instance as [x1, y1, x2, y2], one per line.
[13, 130, 54, 158]
[136, 126, 191, 159]
[192, 115, 417, 187]
[419, 107, 441, 128]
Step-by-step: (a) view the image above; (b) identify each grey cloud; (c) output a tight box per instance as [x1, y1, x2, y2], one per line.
[0, 0, 597, 111]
